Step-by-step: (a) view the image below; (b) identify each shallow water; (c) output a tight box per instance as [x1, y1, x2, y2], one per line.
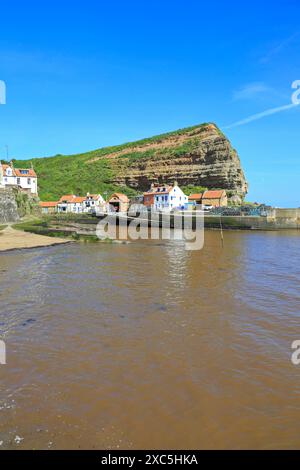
[0, 230, 299, 449]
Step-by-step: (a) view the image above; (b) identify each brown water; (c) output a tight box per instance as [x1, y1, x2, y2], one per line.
[0, 231, 299, 449]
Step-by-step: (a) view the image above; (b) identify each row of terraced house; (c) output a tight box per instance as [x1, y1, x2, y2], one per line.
[39, 182, 228, 215]
[1, 162, 228, 213]
[39, 193, 131, 214]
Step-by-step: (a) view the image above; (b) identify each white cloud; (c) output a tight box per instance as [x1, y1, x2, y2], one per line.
[260, 32, 300, 64]
[233, 82, 273, 101]
[223, 102, 299, 130]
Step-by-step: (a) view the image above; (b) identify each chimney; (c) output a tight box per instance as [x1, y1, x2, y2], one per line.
[174, 180, 178, 187]
[10, 160, 14, 169]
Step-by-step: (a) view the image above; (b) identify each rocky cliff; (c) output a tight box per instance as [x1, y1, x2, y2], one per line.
[104, 123, 248, 201]
[16, 122, 248, 202]
[0, 188, 20, 223]
[0, 188, 39, 223]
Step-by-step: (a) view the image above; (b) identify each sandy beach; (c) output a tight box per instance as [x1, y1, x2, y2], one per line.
[0, 226, 71, 252]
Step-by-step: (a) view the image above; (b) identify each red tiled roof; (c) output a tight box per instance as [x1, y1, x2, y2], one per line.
[1, 164, 16, 176]
[144, 185, 173, 196]
[58, 195, 76, 203]
[188, 193, 203, 200]
[1, 164, 12, 172]
[59, 194, 98, 204]
[109, 193, 129, 203]
[14, 168, 37, 178]
[202, 190, 226, 199]
[73, 197, 86, 203]
[39, 201, 58, 207]
[1, 164, 37, 178]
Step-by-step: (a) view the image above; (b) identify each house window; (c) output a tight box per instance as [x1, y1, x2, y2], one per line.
[27, 178, 31, 185]
[17, 178, 20, 185]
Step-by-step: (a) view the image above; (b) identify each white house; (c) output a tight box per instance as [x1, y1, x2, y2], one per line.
[83, 193, 105, 213]
[0, 161, 38, 195]
[39, 201, 58, 214]
[57, 193, 105, 214]
[144, 182, 188, 211]
[57, 195, 86, 213]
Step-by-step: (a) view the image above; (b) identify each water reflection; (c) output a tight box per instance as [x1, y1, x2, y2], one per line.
[0, 231, 300, 449]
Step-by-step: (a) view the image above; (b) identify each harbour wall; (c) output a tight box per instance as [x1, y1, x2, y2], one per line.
[205, 208, 300, 230]
[43, 209, 300, 234]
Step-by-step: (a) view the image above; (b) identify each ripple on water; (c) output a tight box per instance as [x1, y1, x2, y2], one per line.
[0, 232, 300, 449]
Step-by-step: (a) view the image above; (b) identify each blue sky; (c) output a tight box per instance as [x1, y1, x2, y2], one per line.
[0, 1, 300, 207]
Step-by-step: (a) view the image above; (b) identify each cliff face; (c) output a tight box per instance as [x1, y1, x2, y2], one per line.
[0, 188, 20, 223]
[101, 124, 248, 202]
[17, 122, 248, 202]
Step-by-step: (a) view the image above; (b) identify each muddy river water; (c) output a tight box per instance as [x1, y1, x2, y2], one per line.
[0, 230, 299, 449]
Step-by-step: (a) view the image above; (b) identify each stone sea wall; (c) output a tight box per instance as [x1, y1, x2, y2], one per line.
[30, 211, 300, 236]
[205, 208, 300, 230]
[0, 188, 20, 223]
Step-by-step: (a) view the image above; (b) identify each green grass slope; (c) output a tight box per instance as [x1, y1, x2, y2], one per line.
[14, 123, 214, 201]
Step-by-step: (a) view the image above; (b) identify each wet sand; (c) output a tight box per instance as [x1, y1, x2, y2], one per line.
[0, 226, 71, 252]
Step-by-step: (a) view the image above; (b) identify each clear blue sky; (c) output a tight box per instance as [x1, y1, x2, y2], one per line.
[0, 0, 299, 207]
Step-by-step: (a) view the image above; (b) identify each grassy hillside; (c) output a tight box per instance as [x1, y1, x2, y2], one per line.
[15, 151, 130, 202]
[14, 123, 218, 201]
